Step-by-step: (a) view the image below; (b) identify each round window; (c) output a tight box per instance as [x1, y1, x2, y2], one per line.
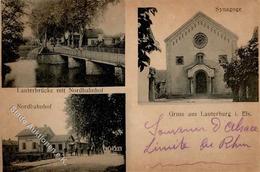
[193, 32, 208, 49]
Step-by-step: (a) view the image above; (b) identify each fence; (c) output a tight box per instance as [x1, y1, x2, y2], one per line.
[53, 46, 125, 66]
[86, 47, 125, 54]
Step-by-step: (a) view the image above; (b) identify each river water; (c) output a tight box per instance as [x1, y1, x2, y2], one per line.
[3, 59, 122, 87]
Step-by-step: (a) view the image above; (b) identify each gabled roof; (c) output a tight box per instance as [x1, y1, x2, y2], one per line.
[85, 29, 103, 38]
[102, 33, 125, 39]
[164, 11, 238, 42]
[110, 33, 125, 39]
[2, 139, 18, 146]
[16, 125, 55, 137]
[49, 135, 74, 143]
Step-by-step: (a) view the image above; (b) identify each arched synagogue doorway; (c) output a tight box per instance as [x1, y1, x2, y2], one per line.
[187, 63, 215, 95]
[195, 70, 207, 94]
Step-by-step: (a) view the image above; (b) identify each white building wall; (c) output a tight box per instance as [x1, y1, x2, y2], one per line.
[50, 142, 66, 152]
[87, 38, 98, 46]
[138, 68, 150, 102]
[166, 18, 236, 96]
[104, 38, 113, 45]
[18, 136, 41, 152]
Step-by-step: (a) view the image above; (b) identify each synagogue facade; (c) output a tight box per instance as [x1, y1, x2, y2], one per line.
[164, 12, 238, 97]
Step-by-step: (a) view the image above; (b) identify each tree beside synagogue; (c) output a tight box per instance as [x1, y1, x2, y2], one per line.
[220, 27, 258, 102]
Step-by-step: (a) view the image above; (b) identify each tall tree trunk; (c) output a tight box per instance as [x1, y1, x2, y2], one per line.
[79, 26, 84, 48]
[44, 30, 47, 48]
[71, 30, 75, 48]
[232, 86, 240, 102]
[239, 82, 247, 102]
[67, 32, 71, 46]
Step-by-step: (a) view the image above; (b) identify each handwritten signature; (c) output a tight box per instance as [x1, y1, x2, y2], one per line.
[144, 114, 258, 154]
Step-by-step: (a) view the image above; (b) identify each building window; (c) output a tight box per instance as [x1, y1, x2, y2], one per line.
[32, 142, 37, 149]
[176, 56, 184, 65]
[59, 144, 63, 151]
[22, 143, 26, 150]
[52, 144, 56, 149]
[196, 53, 204, 63]
[218, 55, 228, 64]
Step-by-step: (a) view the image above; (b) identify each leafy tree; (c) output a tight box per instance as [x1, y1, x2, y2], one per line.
[29, 0, 119, 48]
[108, 94, 125, 149]
[62, 0, 119, 47]
[2, 0, 26, 63]
[220, 27, 258, 101]
[220, 60, 241, 101]
[65, 94, 125, 153]
[2, 0, 26, 84]
[138, 8, 160, 72]
[30, 0, 64, 47]
[236, 27, 258, 81]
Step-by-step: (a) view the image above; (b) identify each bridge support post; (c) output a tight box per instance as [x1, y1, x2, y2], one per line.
[68, 57, 81, 68]
[85, 60, 105, 75]
[114, 66, 125, 84]
[37, 54, 66, 64]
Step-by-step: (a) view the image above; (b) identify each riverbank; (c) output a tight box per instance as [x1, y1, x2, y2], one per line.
[19, 45, 40, 60]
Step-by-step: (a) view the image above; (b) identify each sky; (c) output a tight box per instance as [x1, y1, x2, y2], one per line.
[143, 0, 259, 69]
[0, 92, 69, 140]
[95, 0, 125, 35]
[23, 0, 125, 37]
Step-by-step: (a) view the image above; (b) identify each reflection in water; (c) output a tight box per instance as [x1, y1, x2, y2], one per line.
[4, 59, 123, 87]
[4, 60, 37, 87]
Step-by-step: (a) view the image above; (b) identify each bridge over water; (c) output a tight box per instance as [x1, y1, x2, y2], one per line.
[37, 45, 125, 84]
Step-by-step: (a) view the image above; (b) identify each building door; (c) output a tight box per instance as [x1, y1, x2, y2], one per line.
[43, 145, 47, 153]
[196, 71, 207, 94]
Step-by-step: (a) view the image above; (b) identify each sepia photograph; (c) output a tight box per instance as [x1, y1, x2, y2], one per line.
[138, 5, 258, 103]
[1, 93, 125, 172]
[2, 0, 125, 87]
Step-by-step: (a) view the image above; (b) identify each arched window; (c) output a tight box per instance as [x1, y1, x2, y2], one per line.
[196, 53, 204, 63]
[32, 142, 37, 149]
[22, 143, 26, 150]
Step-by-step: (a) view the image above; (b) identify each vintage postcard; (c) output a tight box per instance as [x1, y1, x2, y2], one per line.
[0, 0, 260, 172]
